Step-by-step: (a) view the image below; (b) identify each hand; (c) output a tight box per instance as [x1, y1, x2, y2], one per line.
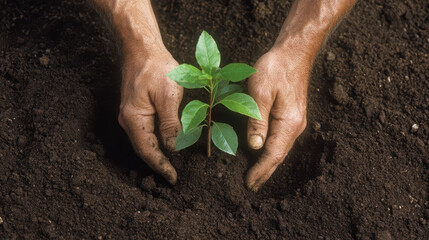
[246, 46, 310, 191]
[118, 48, 183, 185]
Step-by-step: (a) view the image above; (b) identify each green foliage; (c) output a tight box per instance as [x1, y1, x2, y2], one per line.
[181, 100, 208, 134]
[176, 126, 203, 151]
[196, 31, 221, 75]
[217, 93, 262, 120]
[216, 84, 243, 100]
[167, 64, 207, 88]
[219, 63, 257, 82]
[167, 31, 260, 156]
[211, 122, 238, 156]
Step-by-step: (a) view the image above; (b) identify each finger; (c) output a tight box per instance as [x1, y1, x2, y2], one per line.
[247, 84, 274, 150]
[155, 84, 183, 152]
[120, 112, 177, 185]
[246, 117, 304, 192]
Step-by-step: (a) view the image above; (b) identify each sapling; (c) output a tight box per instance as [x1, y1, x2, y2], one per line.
[167, 31, 261, 157]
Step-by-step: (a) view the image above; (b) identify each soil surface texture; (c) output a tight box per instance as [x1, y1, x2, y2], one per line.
[0, 0, 428, 239]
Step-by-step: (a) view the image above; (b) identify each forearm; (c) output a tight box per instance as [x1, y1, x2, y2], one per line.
[91, 0, 166, 58]
[274, 0, 356, 61]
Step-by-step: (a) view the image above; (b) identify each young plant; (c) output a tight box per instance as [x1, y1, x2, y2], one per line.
[167, 31, 261, 157]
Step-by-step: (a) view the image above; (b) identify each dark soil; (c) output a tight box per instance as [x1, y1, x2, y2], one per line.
[1, 0, 428, 239]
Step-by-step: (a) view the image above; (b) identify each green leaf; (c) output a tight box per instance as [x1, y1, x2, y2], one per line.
[216, 84, 243, 100]
[198, 73, 212, 81]
[211, 122, 238, 155]
[213, 79, 229, 99]
[181, 100, 209, 133]
[167, 64, 207, 89]
[196, 31, 220, 75]
[218, 63, 257, 82]
[218, 93, 262, 120]
[176, 126, 203, 151]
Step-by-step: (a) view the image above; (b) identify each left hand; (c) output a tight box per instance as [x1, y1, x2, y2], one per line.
[246, 46, 311, 191]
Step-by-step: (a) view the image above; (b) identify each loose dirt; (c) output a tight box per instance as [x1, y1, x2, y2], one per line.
[0, 0, 428, 239]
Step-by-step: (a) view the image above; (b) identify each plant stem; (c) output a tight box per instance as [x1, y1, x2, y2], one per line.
[207, 83, 213, 158]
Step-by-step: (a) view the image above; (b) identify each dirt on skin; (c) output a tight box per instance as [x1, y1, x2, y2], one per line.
[0, 0, 428, 239]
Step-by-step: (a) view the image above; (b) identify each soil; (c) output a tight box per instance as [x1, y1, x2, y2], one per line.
[0, 0, 428, 239]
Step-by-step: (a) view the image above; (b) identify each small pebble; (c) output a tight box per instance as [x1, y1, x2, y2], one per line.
[279, 199, 289, 212]
[326, 52, 336, 61]
[39, 55, 50, 66]
[410, 123, 419, 133]
[216, 173, 223, 178]
[405, 76, 410, 81]
[313, 122, 321, 131]
[0, 216, 3, 224]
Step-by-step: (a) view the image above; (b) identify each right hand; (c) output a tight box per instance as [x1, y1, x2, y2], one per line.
[118, 47, 183, 185]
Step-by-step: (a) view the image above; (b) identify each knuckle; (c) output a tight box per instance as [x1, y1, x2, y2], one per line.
[155, 90, 181, 110]
[250, 87, 271, 102]
[249, 118, 268, 131]
[271, 152, 285, 166]
[159, 119, 180, 135]
[118, 105, 135, 127]
[286, 109, 307, 132]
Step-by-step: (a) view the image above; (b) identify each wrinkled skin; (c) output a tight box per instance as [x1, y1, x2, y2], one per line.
[246, 47, 310, 191]
[118, 50, 182, 185]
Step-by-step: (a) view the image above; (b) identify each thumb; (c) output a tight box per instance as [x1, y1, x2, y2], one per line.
[155, 86, 183, 151]
[247, 88, 274, 150]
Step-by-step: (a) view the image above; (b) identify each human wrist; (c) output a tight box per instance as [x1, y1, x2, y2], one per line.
[272, 26, 326, 65]
[272, 0, 356, 64]
[268, 38, 315, 72]
[109, 0, 166, 59]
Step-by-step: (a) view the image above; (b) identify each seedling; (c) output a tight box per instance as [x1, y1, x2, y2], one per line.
[167, 31, 261, 157]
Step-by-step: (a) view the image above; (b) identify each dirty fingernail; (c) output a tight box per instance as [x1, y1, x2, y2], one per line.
[164, 137, 176, 151]
[246, 177, 262, 192]
[158, 157, 178, 185]
[249, 134, 264, 149]
[162, 167, 177, 185]
[247, 181, 260, 192]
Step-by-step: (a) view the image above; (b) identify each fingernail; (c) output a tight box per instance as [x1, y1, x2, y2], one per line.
[163, 167, 177, 185]
[250, 184, 260, 192]
[165, 137, 176, 151]
[247, 178, 262, 192]
[249, 134, 264, 149]
[159, 157, 177, 185]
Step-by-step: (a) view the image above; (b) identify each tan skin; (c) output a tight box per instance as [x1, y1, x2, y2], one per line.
[93, 0, 356, 190]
